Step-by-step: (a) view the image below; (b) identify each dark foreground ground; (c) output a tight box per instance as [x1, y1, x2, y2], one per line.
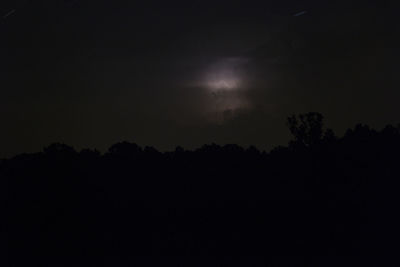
[4, 115, 400, 266]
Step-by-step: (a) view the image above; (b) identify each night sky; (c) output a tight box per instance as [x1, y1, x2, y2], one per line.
[1, 0, 399, 157]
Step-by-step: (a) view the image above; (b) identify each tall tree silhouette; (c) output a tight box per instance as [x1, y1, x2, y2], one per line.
[287, 112, 326, 147]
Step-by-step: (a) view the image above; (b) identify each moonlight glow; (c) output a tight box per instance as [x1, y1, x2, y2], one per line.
[194, 57, 252, 121]
[204, 57, 248, 92]
[206, 69, 241, 90]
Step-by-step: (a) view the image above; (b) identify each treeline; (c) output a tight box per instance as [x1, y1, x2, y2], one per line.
[4, 113, 400, 266]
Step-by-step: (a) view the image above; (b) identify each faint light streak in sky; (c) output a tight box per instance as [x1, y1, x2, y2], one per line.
[293, 10, 307, 17]
[3, 9, 16, 19]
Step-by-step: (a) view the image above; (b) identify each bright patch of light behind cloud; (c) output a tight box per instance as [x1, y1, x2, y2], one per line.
[203, 57, 249, 92]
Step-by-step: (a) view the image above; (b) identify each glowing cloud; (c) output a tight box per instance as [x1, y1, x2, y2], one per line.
[203, 57, 249, 92]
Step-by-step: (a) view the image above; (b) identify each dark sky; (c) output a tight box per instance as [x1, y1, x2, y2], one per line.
[1, 0, 399, 157]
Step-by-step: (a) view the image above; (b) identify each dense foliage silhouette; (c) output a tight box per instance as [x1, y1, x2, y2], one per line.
[4, 113, 400, 266]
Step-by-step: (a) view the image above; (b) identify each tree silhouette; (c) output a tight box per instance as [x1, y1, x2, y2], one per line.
[43, 143, 76, 155]
[106, 141, 142, 158]
[287, 112, 334, 147]
[4, 113, 400, 267]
